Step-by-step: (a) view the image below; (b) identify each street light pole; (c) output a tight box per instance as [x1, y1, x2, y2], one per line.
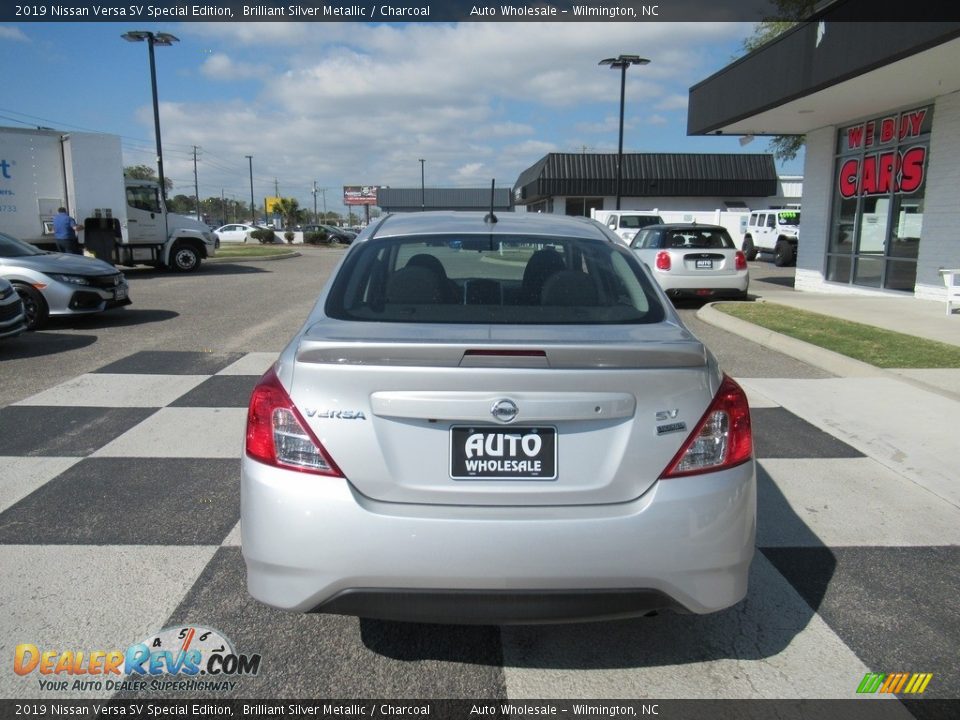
[122, 31, 179, 204]
[419, 158, 425, 211]
[246, 155, 255, 224]
[598, 55, 650, 211]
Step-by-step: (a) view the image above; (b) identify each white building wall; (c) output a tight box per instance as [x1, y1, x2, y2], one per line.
[797, 93, 960, 299]
[915, 90, 960, 301]
[795, 126, 835, 293]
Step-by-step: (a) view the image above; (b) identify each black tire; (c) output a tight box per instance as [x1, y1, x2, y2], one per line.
[170, 243, 202, 272]
[15, 284, 49, 331]
[742, 236, 757, 261]
[774, 239, 794, 267]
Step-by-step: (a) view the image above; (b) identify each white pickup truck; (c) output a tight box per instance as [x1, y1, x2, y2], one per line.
[591, 210, 664, 245]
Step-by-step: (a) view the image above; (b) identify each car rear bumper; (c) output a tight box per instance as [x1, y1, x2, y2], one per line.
[655, 271, 749, 296]
[241, 457, 756, 623]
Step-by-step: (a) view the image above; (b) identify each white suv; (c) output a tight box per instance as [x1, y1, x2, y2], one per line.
[742, 210, 800, 267]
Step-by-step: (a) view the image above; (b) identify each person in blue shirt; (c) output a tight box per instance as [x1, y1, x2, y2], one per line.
[52, 207, 82, 254]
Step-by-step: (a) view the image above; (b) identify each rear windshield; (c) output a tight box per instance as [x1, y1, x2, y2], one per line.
[634, 227, 735, 250]
[325, 234, 666, 324]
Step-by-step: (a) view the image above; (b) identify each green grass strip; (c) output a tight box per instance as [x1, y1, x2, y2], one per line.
[716, 302, 960, 368]
[213, 245, 298, 258]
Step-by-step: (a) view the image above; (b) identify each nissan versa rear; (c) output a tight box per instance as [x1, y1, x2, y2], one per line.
[241, 212, 755, 624]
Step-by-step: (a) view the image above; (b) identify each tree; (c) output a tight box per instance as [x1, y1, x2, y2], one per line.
[741, 1, 815, 162]
[124, 164, 174, 193]
[272, 197, 304, 230]
[167, 194, 194, 215]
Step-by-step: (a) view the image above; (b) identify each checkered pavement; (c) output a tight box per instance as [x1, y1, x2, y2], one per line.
[1, 351, 957, 703]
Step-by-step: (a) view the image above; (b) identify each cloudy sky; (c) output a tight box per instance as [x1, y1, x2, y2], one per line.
[0, 20, 798, 216]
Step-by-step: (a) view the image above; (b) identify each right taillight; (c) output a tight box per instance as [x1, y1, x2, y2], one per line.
[735, 251, 747, 271]
[655, 251, 671, 271]
[245, 367, 343, 477]
[659, 374, 752, 479]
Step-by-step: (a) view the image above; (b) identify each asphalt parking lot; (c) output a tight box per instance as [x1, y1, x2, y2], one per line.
[1, 250, 956, 711]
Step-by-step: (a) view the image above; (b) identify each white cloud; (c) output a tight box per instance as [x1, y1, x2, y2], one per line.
[656, 94, 689, 111]
[0, 26, 29, 42]
[648, 114, 669, 125]
[200, 53, 270, 81]
[142, 22, 750, 208]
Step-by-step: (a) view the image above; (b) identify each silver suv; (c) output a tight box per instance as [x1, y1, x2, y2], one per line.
[742, 209, 800, 267]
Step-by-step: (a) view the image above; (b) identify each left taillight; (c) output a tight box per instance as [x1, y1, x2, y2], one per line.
[659, 374, 752, 479]
[245, 367, 344, 477]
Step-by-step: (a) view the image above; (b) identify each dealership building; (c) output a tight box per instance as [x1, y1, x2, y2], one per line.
[688, 8, 960, 300]
[511, 152, 800, 216]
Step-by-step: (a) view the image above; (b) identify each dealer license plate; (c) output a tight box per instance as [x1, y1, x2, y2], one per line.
[696, 259, 713, 269]
[450, 426, 557, 480]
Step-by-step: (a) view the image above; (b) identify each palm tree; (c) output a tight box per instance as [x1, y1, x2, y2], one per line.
[272, 197, 302, 230]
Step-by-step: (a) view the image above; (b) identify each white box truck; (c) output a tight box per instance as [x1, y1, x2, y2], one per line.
[0, 126, 215, 272]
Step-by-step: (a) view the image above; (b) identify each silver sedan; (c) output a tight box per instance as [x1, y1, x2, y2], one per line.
[241, 212, 755, 624]
[0, 231, 130, 330]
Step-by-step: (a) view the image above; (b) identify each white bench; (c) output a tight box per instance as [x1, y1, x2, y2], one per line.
[941, 268, 960, 316]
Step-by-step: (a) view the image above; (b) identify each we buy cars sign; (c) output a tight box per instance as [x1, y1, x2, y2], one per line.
[838, 107, 930, 198]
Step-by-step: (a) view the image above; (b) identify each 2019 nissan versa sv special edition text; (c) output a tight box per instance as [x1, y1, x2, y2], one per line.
[241, 211, 755, 624]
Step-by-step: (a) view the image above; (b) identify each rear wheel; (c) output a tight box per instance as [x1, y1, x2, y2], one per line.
[742, 236, 757, 261]
[15, 284, 49, 331]
[774, 239, 794, 267]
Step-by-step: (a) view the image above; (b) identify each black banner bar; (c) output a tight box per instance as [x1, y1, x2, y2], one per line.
[1, 699, 958, 720]
[5, 1, 960, 24]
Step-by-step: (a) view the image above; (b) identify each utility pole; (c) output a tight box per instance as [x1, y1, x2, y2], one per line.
[246, 155, 255, 225]
[220, 189, 225, 225]
[312, 181, 318, 224]
[419, 158, 425, 211]
[192, 146, 201, 221]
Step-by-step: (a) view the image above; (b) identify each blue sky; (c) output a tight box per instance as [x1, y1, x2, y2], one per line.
[0, 21, 803, 217]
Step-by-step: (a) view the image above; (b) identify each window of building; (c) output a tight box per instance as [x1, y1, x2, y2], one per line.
[827, 105, 932, 293]
[565, 198, 603, 217]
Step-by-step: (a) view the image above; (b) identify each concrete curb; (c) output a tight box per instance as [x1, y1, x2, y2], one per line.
[697, 301, 960, 402]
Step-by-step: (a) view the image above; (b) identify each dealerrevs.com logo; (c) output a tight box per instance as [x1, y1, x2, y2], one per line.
[857, 672, 933, 695]
[14, 626, 261, 693]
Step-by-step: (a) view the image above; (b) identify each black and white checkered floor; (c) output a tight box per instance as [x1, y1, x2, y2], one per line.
[1, 351, 957, 702]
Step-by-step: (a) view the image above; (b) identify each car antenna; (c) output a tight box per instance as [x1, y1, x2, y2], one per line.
[484, 179, 498, 224]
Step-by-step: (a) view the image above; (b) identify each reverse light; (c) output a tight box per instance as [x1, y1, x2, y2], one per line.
[655, 251, 671, 271]
[735, 251, 748, 271]
[659, 375, 752, 479]
[245, 367, 343, 476]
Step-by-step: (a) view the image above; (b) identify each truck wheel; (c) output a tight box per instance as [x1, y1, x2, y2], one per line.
[774, 239, 794, 267]
[171, 244, 201, 272]
[742, 236, 757, 261]
[15, 284, 49, 331]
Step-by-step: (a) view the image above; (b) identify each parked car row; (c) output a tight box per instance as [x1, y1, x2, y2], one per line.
[212, 223, 359, 245]
[0, 231, 131, 333]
